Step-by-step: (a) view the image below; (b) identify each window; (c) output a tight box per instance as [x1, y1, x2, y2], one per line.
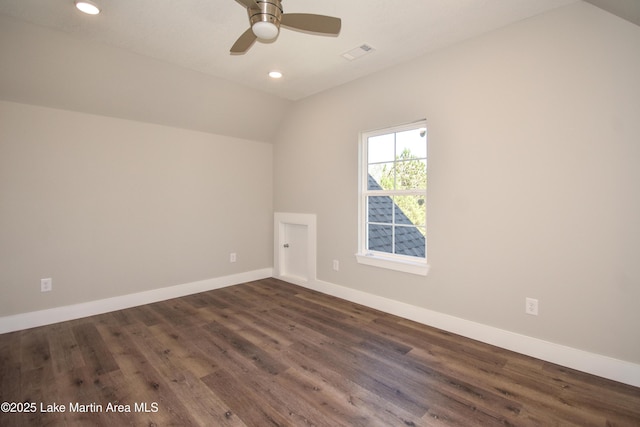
[356, 120, 429, 275]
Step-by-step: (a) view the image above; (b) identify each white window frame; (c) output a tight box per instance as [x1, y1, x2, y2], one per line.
[356, 120, 430, 276]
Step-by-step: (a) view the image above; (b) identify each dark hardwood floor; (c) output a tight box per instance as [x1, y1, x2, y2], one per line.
[1, 278, 639, 426]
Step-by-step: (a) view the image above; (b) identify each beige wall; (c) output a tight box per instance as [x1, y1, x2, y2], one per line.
[0, 101, 273, 316]
[274, 2, 640, 364]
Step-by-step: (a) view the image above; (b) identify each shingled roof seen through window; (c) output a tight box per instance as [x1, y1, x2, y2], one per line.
[367, 174, 425, 257]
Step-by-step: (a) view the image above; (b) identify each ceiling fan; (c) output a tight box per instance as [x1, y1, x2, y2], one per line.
[230, 0, 342, 54]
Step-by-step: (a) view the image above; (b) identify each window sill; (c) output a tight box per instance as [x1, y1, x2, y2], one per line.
[355, 253, 430, 276]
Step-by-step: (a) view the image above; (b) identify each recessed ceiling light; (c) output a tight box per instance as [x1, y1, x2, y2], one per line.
[269, 71, 283, 79]
[75, 1, 100, 15]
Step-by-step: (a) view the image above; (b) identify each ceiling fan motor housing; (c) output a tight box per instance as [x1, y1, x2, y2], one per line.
[249, 1, 283, 30]
[230, 0, 341, 54]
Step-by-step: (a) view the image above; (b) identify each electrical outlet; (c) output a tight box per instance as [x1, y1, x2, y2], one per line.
[525, 297, 539, 315]
[230, 253, 237, 263]
[332, 260, 339, 271]
[41, 278, 52, 293]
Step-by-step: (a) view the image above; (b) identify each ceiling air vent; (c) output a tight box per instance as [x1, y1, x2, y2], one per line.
[342, 44, 375, 61]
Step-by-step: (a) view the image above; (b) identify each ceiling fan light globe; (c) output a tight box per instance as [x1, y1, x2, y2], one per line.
[252, 21, 279, 40]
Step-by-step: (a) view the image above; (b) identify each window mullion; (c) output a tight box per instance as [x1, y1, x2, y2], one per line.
[364, 190, 424, 197]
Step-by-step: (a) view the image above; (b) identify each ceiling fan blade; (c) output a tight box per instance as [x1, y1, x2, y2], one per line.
[280, 13, 341, 35]
[230, 28, 257, 54]
[235, 0, 259, 9]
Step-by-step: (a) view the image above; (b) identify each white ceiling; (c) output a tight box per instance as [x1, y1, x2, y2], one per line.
[0, 0, 584, 101]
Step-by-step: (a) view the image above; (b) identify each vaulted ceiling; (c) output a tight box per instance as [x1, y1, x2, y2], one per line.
[1, 0, 584, 101]
[1, 0, 637, 141]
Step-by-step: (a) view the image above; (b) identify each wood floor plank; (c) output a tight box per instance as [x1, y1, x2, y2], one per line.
[146, 321, 220, 378]
[47, 322, 85, 376]
[288, 335, 431, 417]
[124, 322, 245, 426]
[1, 278, 639, 426]
[96, 320, 201, 426]
[72, 321, 119, 376]
[202, 319, 289, 376]
[19, 328, 52, 372]
[148, 298, 207, 330]
[201, 368, 290, 426]
[282, 350, 424, 427]
[207, 307, 391, 426]
[0, 331, 22, 401]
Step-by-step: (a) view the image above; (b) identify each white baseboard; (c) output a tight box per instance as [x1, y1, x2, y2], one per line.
[4, 270, 639, 388]
[292, 277, 640, 388]
[0, 268, 273, 334]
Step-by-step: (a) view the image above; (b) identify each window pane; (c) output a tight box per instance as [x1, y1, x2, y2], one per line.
[394, 195, 426, 227]
[396, 128, 426, 159]
[367, 163, 394, 190]
[394, 226, 425, 257]
[368, 224, 393, 254]
[395, 159, 426, 190]
[368, 196, 393, 224]
[368, 133, 395, 163]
